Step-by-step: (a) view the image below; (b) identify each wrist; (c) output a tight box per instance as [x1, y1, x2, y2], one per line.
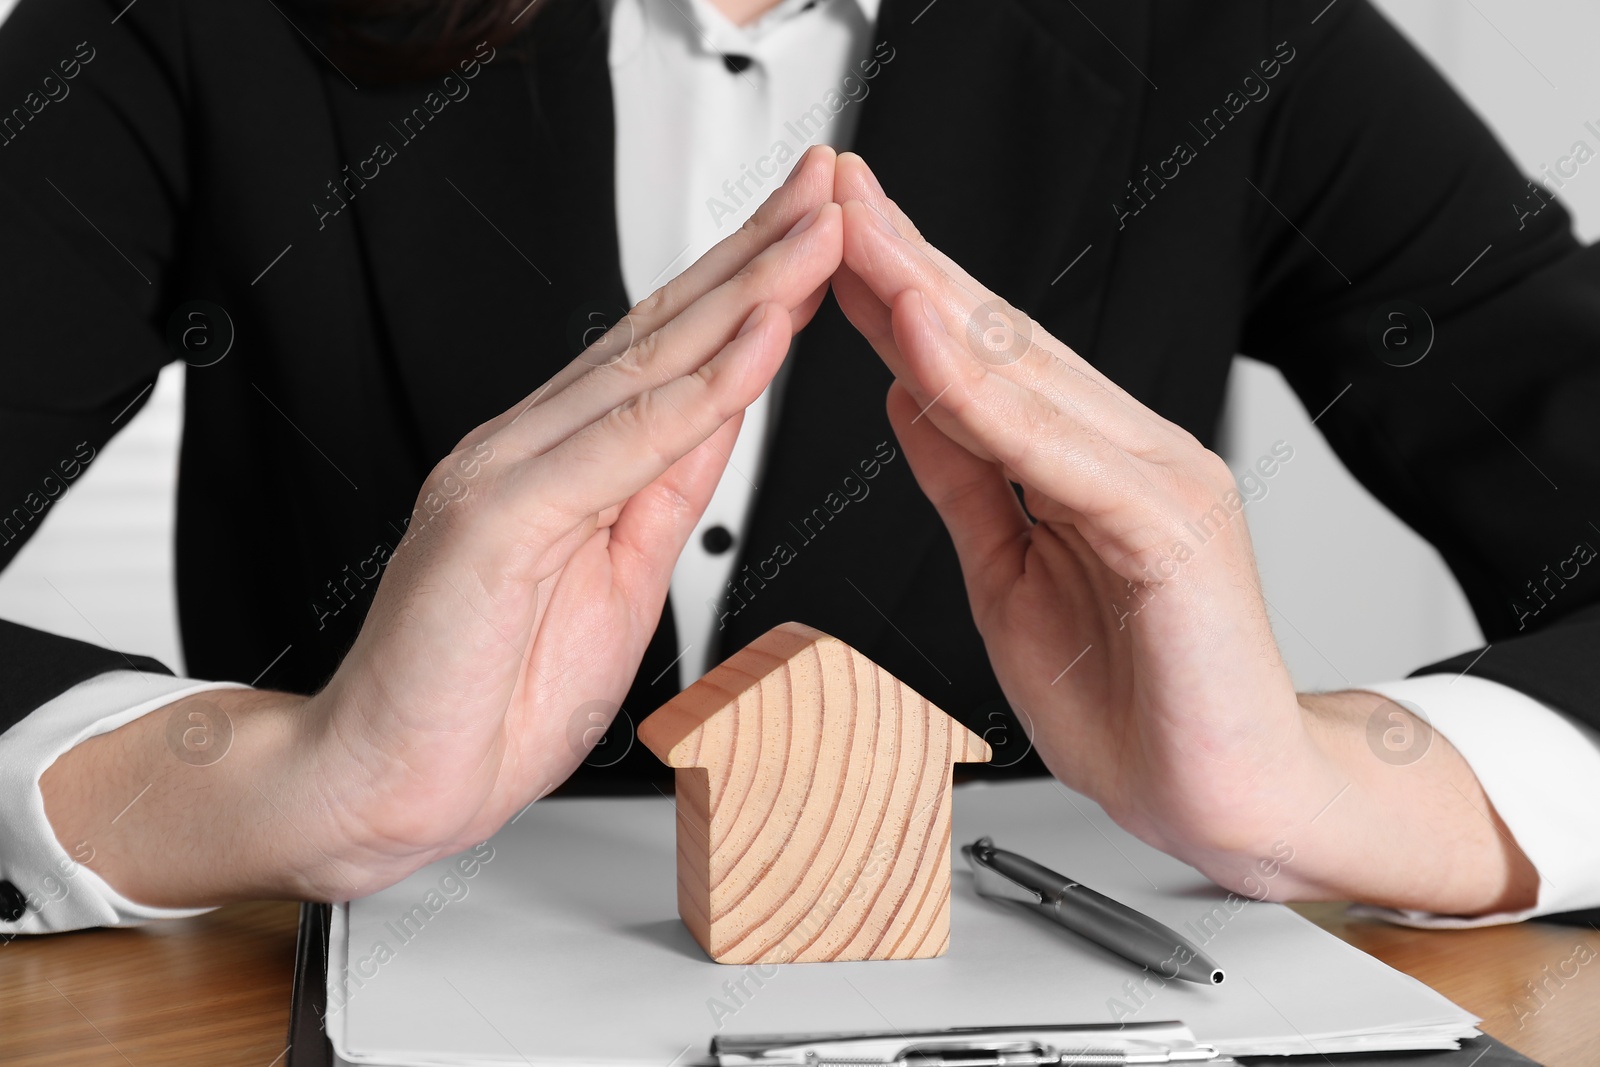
[40, 687, 337, 907]
[287, 680, 486, 901]
[1164, 697, 1347, 900]
[1250, 690, 1539, 914]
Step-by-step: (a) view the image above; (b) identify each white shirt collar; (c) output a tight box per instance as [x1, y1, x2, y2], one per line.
[673, 0, 880, 50]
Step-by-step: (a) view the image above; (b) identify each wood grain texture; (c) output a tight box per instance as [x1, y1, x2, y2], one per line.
[1291, 902, 1600, 1067]
[639, 622, 991, 965]
[0, 900, 298, 1067]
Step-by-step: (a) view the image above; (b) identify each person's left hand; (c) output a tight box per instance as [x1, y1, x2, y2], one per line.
[825, 154, 1534, 915]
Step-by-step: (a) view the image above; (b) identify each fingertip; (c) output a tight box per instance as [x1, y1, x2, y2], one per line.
[782, 199, 843, 245]
[785, 144, 813, 182]
[840, 197, 888, 231]
[884, 376, 922, 428]
[784, 143, 837, 200]
[738, 299, 793, 355]
[782, 203, 825, 240]
[753, 147, 836, 249]
[785, 201, 845, 279]
[814, 201, 845, 249]
[803, 142, 839, 172]
[834, 151, 884, 203]
[915, 289, 948, 337]
[734, 301, 770, 340]
[790, 278, 831, 333]
[807, 198, 844, 234]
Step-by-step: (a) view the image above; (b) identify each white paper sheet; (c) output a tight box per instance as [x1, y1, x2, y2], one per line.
[327, 779, 1478, 1065]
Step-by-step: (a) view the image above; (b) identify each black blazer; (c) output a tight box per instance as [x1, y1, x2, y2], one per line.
[3, 0, 1598, 791]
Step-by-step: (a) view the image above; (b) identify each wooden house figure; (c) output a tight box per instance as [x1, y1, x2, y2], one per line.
[638, 622, 991, 965]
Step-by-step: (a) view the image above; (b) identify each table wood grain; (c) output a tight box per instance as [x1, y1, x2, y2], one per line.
[2, 900, 1594, 1065]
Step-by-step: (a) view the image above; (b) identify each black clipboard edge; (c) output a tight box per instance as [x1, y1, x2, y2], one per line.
[287, 901, 334, 1067]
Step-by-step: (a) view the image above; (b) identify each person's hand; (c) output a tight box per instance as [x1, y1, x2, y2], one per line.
[42, 147, 845, 908]
[830, 153, 1312, 872]
[829, 153, 1537, 914]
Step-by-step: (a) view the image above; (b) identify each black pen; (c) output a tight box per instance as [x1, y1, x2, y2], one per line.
[963, 837, 1225, 985]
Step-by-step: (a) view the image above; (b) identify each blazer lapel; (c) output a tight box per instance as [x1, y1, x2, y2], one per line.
[325, 0, 628, 466]
[717, 0, 1152, 663]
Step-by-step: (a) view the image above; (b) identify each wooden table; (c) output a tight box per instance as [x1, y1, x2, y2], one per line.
[2, 900, 1595, 1066]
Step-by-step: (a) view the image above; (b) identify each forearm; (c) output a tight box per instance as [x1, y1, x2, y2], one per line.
[38, 688, 346, 909]
[1200, 690, 1538, 916]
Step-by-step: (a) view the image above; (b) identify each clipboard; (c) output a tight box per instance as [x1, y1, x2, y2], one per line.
[280, 775, 1558, 1066]
[285, 900, 1543, 1066]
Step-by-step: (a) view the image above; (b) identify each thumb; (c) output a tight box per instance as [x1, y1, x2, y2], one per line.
[885, 379, 1028, 614]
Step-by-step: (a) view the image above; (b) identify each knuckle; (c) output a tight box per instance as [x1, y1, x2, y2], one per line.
[742, 189, 789, 237]
[448, 428, 486, 457]
[1169, 455, 1237, 527]
[612, 326, 663, 379]
[423, 452, 468, 497]
[1194, 449, 1237, 492]
[606, 391, 658, 443]
[409, 457, 482, 542]
[632, 286, 668, 325]
[1022, 379, 1059, 426]
[447, 414, 502, 456]
[730, 257, 764, 291]
[722, 211, 767, 266]
[737, 247, 793, 301]
[1165, 419, 1206, 453]
[606, 393, 678, 466]
[690, 354, 724, 400]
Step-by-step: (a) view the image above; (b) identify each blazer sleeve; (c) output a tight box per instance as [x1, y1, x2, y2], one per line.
[1237, 1, 1600, 726]
[0, 0, 189, 726]
[0, 620, 172, 734]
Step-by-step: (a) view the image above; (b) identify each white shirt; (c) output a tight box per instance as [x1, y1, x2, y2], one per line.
[608, 0, 880, 681]
[3, 0, 1599, 934]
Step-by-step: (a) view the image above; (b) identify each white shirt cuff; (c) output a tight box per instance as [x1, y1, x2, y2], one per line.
[0, 670, 249, 934]
[1348, 673, 1600, 928]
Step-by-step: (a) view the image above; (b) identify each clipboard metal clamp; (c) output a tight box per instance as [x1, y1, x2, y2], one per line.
[711, 1022, 1232, 1067]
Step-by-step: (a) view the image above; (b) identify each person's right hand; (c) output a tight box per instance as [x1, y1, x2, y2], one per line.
[41, 147, 843, 909]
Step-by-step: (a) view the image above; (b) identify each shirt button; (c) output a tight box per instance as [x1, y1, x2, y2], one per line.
[722, 53, 755, 74]
[0, 880, 26, 922]
[701, 525, 735, 555]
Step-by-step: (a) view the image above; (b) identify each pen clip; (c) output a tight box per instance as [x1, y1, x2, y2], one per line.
[962, 837, 1045, 906]
[711, 1023, 1225, 1066]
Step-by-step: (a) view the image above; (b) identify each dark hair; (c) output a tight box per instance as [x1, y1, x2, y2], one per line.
[312, 0, 547, 82]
